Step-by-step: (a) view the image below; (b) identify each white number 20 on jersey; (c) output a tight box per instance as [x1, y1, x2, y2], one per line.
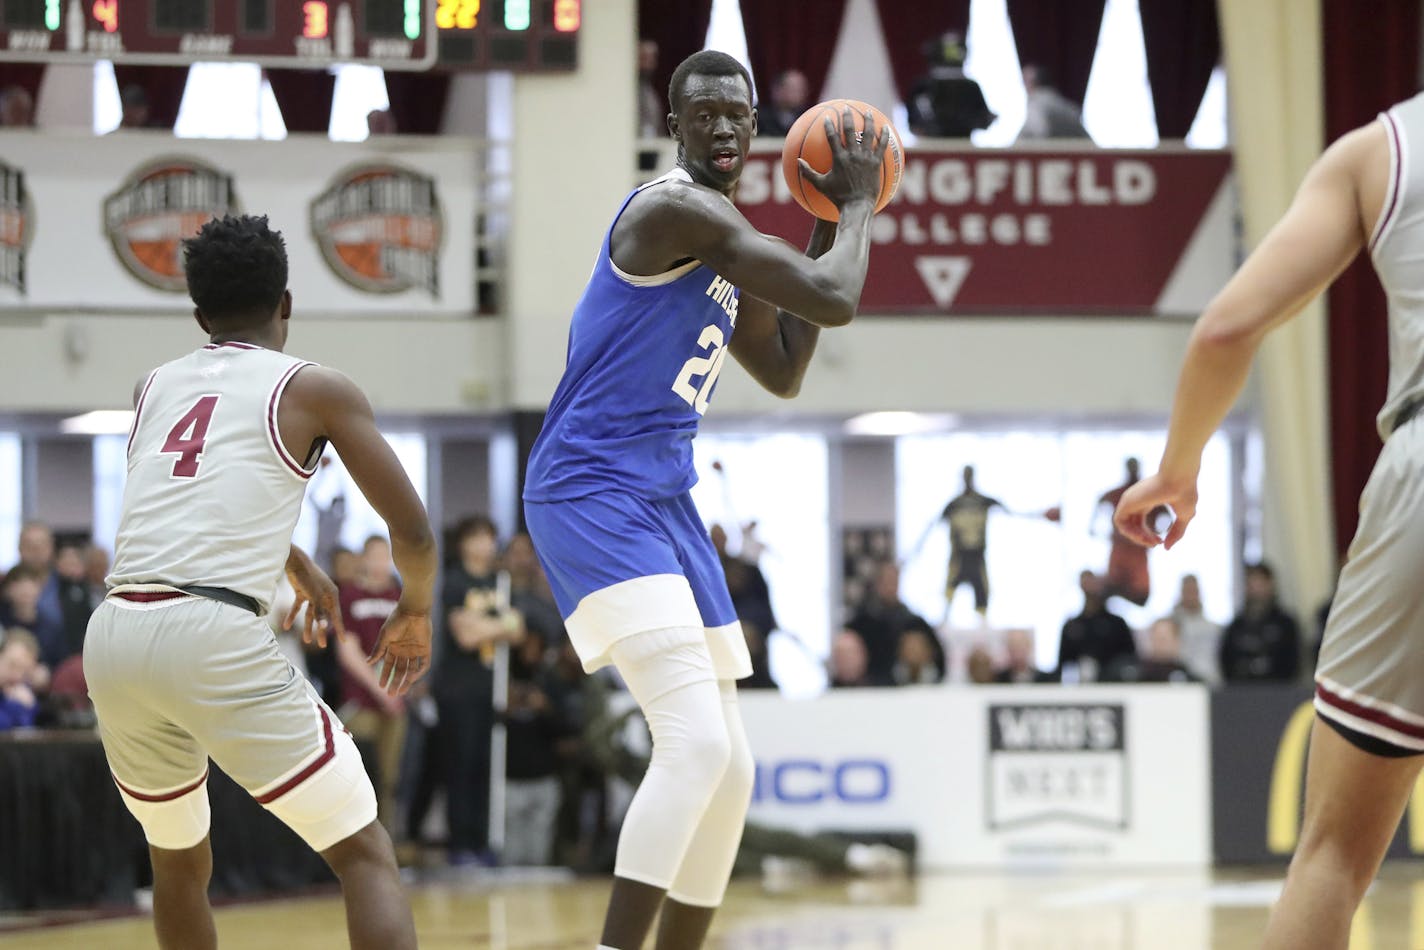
[670, 324, 728, 415]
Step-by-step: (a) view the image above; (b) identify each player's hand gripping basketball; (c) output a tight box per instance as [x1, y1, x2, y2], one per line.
[1113, 472, 1198, 550]
[797, 106, 889, 212]
[368, 606, 432, 697]
[284, 548, 347, 648]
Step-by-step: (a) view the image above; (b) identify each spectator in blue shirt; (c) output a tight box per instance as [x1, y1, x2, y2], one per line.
[0, 628, 41, 729]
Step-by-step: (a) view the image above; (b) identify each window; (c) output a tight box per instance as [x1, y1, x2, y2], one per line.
[328, 64, 390, 141]
[92, 434, 128, 558]
[691, 433, 830, 655]
[291, 433, 428, 564]
[0, 434, 21, 570]
[1081, 0, 1157, 148]
[895, 429, 1236, 671]
[174, 63, 287, 140]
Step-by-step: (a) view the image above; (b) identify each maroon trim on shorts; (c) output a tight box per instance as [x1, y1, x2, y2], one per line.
[1316, 682, 1424, 741]
[112, 591, 189, 605]
[252, 704, 337, 805]
[112, 767, 208, 803]
[1371, 112, 1405, 253]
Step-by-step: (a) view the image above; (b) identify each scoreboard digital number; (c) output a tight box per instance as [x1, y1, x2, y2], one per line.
[0, 0, 438, 69]
[434, 0, 578, 71]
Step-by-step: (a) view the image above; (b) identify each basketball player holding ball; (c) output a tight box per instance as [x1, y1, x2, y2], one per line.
[523, 51, 895, 950]
[83, 215, 435, 950]
[1114, 95, 1424, 948]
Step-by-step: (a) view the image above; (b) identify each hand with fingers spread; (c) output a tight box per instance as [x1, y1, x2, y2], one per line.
[368, 604, 432, 697]
[1112, 471, 1198, 551]
[798, 106, 889, 211]
[284, 546, 346, 649]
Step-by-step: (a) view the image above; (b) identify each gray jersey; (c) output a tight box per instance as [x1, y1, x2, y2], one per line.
[108, 342, 320, 613]
[1369, 94, 1424, 439]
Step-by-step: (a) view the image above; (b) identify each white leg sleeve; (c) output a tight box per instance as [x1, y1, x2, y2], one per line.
[667, 681, 754, 907]
[609, 627, 731, 891]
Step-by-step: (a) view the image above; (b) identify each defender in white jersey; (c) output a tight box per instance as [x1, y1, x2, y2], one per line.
[84, 215, 436, 950]
[1114, 97, 1424, 949]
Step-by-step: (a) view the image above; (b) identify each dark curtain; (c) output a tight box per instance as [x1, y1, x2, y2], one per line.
[638, 0, 714, 111]
[0, 64, 45, 115]
[1004, 0, 1106, 106]
[112, 65, 190, 129]
[1138, 0, 1219, 138]
[265, 68, 337, 135]
[874, 0, 970, 101]
[740, 0, 850, 104]
[1323, 0, 1420, 559]
[382, 72, 450, 135]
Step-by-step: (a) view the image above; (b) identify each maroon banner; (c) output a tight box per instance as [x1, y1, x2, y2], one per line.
[735, 148, 1234, 315]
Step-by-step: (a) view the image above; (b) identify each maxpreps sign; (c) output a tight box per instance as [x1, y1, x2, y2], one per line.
[735, 148, 1234, 315]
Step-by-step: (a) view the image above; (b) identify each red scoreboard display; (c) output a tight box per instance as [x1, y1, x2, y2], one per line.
[0, 0, 581, 71]
[0, 0, 438, 69]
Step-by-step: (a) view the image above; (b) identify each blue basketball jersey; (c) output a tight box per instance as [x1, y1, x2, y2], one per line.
[524, 169, 741, 502]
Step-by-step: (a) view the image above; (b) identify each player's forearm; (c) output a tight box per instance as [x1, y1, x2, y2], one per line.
[768, 220, 840, 394]
[1159, 317, 1263, 478]
[802, 200, 874, 326]
[390, 533, 437, 614]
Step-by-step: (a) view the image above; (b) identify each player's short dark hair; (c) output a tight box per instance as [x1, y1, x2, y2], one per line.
[455, 515, 498, 544]
[668, 50, 753, 112]
[182, 214, 288, 327]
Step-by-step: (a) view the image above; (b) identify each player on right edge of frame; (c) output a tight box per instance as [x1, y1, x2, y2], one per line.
[1113, 94, 1424, 949]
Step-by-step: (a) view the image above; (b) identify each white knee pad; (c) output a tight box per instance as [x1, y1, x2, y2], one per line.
[261, 729, 378, 853]
[116, 773, 212, 851]
[668, 682, 755, 908]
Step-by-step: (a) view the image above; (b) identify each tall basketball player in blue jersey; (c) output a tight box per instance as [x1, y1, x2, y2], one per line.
[523, 51, 886, 949]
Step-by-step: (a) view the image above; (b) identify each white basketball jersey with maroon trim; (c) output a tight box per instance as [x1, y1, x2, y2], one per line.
[108, 342, 321, 613]
[1370, 94, 1424, 438]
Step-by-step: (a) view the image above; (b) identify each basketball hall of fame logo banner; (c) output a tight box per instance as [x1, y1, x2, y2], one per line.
[735, 147, 1235, 316]
[103, 159, 239, 292]
[0, 159, 32, 295]
[0, 135, 475, 315]
[310, 164, 443, 297]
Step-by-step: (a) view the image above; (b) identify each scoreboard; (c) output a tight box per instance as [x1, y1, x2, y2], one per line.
[0, 0, 438, 69]
[0, 0, 581, 71]
[434, 0, 578, 71]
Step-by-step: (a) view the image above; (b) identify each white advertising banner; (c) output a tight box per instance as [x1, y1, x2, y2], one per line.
[740, 685, 1211, 870]
[0, 131, 478, 316]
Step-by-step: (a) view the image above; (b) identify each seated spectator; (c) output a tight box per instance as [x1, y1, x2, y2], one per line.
[908, 31, 996, 138]
[740, 621, 777, 690]
[10, 522, 68, 668]
[504, 628, 569, 866]
[54, 543, 94, 658]
[0, 629, 40, 729]
[366, 108, 397, 137]
[1171, 573, 1222, 685]
[82, 543, 110, 612]
[757, 69, 811, 136]
[1057, 570, 1137, 682]
[994, 628, 1057, 684]
[845, 560, 944, 684]
[1104, 617, 1198, 683]
[965, 645, 996, 684]
[829, 630, 885, 687]
[1016, 64, 1089, 141]
[712, 523, 777, 637]
[0, 85, 34, 128]
[118, 84, 152, 129]
[335, 535, 406, 832]
[1220, 562, 1300, 683]
[637, 39, 665, 137]
[893, 628, 943, 685]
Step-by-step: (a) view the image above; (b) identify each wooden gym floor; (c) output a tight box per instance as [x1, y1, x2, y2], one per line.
[4, 865, 1424, 948]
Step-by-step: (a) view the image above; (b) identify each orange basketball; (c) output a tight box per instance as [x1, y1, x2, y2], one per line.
[781, 99, 903, 222]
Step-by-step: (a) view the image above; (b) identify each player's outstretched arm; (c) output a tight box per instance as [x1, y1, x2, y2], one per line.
[1114, 124, 1378, 549]
[284, 367, 437, 694]
[283, 544, 347, 648]
[729, 218, 837, 397]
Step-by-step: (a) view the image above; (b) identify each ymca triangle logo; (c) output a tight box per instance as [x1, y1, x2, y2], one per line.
[914, 256, 973, 309]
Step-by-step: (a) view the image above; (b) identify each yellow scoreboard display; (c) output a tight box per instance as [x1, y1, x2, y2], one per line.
[435, 0, 579, 71]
